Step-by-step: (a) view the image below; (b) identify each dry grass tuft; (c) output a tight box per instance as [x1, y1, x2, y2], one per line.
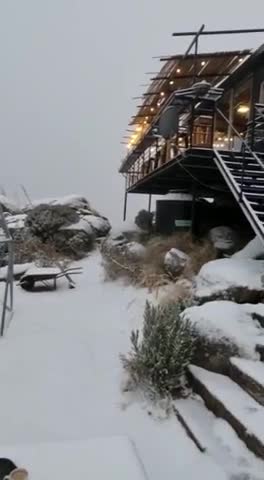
[102, 231, 217, 293]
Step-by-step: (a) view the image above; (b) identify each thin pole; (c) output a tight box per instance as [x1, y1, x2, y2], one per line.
[123, 177, 128, 221]
[148, 194, 152, 213]
[228, 89, 234, 149]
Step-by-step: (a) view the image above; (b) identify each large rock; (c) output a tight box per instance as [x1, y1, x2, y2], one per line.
[101, 233, 145, 261]
[195, 258, 264, 304]
[233, 236, 264, 260]
[29, 194, 92, 211]
[164, 248, 189, 276]
[83, 215, 111, 237]
[209, 226, 238, 253]
[182, 301, 264, 369]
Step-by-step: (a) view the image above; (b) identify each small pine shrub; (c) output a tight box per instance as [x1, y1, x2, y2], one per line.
[121, 301, 196, 398]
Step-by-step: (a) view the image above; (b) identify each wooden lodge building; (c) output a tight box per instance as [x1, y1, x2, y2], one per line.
[120, 26, 264, 238]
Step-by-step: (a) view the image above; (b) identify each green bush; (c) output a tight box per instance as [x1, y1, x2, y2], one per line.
[121, 301, 196, 398]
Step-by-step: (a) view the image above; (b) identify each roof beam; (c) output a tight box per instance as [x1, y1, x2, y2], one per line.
[151, 72, 232, 81]
[172, 28, 264, 37]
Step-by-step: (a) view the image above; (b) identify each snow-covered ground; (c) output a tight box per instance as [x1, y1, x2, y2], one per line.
[0, 253, 263, 479]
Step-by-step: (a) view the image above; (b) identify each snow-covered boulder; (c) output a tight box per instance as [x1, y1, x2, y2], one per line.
[164, 248, 189, 276]
[101, 234, 145, 261]
[182, 301, 264, 364]
[29, 194, 91, 211]
[195, 258, 264, 304]
[126, 242, 146, 260]
[83, 215, 111, 237]
[209, 226, 237, 253]
[233, 236, 264, 260]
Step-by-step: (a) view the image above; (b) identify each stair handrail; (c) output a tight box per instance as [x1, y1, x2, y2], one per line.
[216, 107, 264, 171]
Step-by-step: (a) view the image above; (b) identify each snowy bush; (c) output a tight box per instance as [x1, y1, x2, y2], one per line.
[121, 301, 196, 397]
[26, 204, 79, 241]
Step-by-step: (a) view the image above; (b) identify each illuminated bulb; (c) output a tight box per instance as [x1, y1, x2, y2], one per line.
[157, 101, 161, 106]
[169, 80, 174, 85]
[145, 116, 149, 120]
[136, 126, 142, 132]
[144, 120, 148, 125]
[239, 58, 243, 63]
[160, 91, 165, 97]
[237, 105, 249, 114]
[224, 137, 228, 142]
[150, 107, 155, 112]
[201, 61, 206, 66]
[176, 68, 181, 73]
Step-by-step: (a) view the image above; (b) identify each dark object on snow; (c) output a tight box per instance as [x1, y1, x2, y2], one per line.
[19, 266, 82, 291]
[0, 458, 16, 480]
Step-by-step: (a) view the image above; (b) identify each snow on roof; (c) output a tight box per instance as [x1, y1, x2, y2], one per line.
[230, 357, 264, 387]
[0, 437, 148, 480]
[182, 301, 264, 359]
[195, 258, 264, 299]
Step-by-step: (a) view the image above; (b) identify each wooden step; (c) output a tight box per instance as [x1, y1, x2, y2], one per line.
[229, 357, 264, 406]
[189, 365, 264, 459]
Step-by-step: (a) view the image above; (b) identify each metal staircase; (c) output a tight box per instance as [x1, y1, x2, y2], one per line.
[214, 148, 264, 239]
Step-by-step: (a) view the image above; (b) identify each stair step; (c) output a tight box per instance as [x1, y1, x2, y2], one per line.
[189, 364, 264, 459]
[244, 192, 264, 202]
[226, 163, 264, 171]
[230, 169, 264, 177]
[233, 178, 264, 186]
[242, 186, 264, 194]
[230, 357, 264, 406]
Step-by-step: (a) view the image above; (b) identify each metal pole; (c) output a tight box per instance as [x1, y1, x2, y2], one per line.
[123, 177, 128, 221]
[228, 89, 234, 149]
[148, 194, 152, 213]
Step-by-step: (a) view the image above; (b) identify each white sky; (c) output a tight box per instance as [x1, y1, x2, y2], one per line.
[1, 1, 264, 224]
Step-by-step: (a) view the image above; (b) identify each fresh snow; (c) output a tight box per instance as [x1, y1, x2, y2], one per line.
[0, 253, 229, 480]
[30, 194, 90, 209]
[230, 357, 264, 387]
[195, 258, 264, 299]
[60, 218, 93, 235]
[0, 437, 148, 480]
[189, 365, 264, 444]
[175, 397, 264, 479]
[5, 213, 27, 230]
[182, 301, 264, 359]
[23, 266, 61, 276]
[0, 263, 32, 281]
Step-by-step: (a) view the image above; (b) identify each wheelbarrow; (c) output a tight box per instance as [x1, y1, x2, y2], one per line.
[18, 266, 83, 291]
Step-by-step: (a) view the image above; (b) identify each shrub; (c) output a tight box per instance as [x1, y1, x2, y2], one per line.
[135, 210, 153, 233]
[121, 301, 196, 398]
[26, 204, 79, 241]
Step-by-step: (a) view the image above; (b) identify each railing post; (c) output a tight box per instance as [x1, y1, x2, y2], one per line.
[239, 143, 246, 202]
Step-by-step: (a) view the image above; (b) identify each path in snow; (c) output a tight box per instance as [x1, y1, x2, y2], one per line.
[0, 253, 261, 479]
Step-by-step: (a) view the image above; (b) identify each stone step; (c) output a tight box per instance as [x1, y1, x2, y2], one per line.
[189, 364, 264, 459]
[229, 357, 264, 406]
